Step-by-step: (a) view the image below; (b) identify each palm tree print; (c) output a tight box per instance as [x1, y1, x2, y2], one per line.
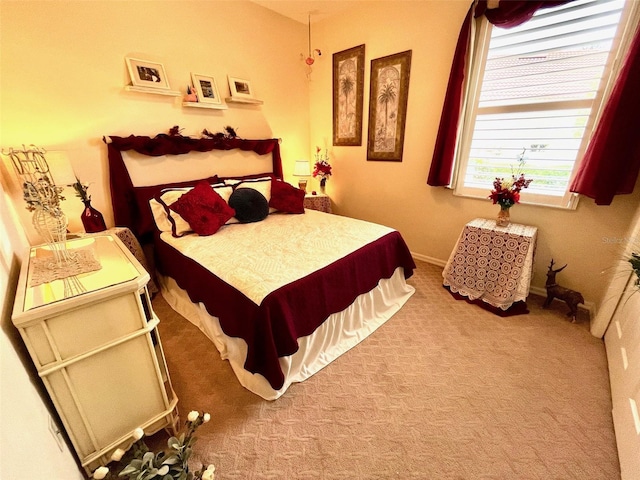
[378, 82, 397, 141]
[338, 58, 357, 138]
[341, 75, 355, 118]
[374, 65, 400, 152]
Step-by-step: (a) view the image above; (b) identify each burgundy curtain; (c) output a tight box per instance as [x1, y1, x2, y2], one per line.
[427, 0, 572, 187]
[569, 23, 640, 205]
[427, 3, 474, 186]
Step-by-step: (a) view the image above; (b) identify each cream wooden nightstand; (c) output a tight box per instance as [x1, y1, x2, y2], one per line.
[304, 193, 332, 213]
[11, 234, 179, 475]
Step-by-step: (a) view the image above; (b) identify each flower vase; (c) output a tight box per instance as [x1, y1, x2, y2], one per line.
[81, 200, 107, 233]
[320, 178, 327, 194]
[496, 206, 511, 227]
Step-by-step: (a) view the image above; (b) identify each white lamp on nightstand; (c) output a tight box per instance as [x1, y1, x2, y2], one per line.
[293, 159, 311, 192]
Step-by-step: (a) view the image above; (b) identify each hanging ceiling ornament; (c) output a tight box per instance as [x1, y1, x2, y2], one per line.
[302, 13, 321, 77]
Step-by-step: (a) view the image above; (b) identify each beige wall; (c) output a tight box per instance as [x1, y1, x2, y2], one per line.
[0, 1, 309, 476]
[1, 0, 310, 240]
[308, 0, 640, 309]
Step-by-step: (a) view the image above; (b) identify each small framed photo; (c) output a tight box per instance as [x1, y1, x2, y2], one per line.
[228, 76, 254, 99]
[125, 57, 171, 90]
[191, 73, 222, 105]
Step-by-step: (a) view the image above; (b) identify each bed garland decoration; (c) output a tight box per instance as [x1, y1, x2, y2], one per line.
[104, 130, 282, 242]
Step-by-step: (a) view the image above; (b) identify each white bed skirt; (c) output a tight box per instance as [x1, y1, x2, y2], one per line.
[158, 267, 415, 400]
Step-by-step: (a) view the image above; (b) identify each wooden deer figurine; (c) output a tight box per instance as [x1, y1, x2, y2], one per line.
[544, 259, 585, 322]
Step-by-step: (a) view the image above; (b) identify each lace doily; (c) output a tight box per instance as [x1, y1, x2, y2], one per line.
[29, 249, 102, 287]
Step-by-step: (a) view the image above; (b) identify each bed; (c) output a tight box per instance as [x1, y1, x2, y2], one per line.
[105, 133, 416, 400]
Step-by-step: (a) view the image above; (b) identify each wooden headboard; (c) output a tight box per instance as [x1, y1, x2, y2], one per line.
[104, 134, 283, 242]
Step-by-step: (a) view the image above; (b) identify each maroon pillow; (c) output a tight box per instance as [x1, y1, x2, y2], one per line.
[168, 181, 235, 236]
[133, 175, 219, 241]
[269, 179, 305, 214]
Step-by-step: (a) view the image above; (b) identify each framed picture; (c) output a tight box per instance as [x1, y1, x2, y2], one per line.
[228, 76, 254, 99]
[125, 57, 171, 90]
[367, 50, 412, 162]
[191, 73, 222, 105]
[333, 44, 365, 146]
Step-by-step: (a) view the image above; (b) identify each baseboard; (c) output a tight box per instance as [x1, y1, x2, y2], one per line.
[416, 258, 598, 323]
[411, 252, 447, 267]
[527, 285, 596, 320]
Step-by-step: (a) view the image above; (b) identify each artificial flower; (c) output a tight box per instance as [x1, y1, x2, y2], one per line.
[203, 413, 211, 423]
[93, 466, 109, 479]
[488, 172, 532, 209]
[110, 448, 125, 462]
[188, 410, 200, 422]
[72, 177, 91, 203]
[114, 413, 213, 480]
[202, 464, 216, 480]
[312, 147, 332, 181]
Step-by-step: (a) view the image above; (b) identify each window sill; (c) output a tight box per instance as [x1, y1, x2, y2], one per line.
[451, 188, 580, 210]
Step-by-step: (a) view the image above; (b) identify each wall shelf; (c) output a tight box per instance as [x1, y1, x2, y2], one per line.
[182, 101, 228, 110]
[124, 85, 181, 96]
[225, 96, 264, 105]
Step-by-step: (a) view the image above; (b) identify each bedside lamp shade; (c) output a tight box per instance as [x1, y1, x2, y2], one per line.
[293, 160, 311, 192]
[46, 151, 77, 186]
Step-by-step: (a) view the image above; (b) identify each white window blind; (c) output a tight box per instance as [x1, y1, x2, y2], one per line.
[455, 0, 628, 208]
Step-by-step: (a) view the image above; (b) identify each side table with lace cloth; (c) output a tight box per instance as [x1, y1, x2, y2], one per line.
[443, 218, 538, 311]
[84, 227, 158, 295]
[304, 193, 332, 213]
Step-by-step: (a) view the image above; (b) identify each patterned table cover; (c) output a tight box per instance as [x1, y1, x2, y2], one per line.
[304, 194, 332, 213]
[443, 218, 537, 310]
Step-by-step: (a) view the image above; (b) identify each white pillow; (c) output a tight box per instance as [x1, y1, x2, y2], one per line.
[224, 178, 271, 196]
[226, 178, 274, 217]
[150, 184, 234, 235]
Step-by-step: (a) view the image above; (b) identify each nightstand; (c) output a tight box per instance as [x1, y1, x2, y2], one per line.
[84, 226, 158, 295]
[304, 193, 332, 213]
[442, 218, 537, 311]
[12, 234, 179, 475]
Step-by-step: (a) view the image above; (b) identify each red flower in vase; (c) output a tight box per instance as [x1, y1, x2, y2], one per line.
[489, 173, 533, 209]
[312, 147, 332, 181]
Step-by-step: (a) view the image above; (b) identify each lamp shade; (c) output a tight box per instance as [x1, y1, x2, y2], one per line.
[293, 159, 311, 176]
[46, 151, 76, 186]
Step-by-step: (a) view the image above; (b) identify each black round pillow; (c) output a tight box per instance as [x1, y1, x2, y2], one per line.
[228, 188, 269, 223]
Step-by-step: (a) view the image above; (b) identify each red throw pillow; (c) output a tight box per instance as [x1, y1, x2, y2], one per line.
[132, 175, 219, 241]
[169, 181, 235, 236]
[269, 179, 305, 214]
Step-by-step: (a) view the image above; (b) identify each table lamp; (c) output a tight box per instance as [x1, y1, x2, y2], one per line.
[293, 159, 311, 192]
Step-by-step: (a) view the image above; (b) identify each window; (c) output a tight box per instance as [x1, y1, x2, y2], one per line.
[454, 0, 632, 208]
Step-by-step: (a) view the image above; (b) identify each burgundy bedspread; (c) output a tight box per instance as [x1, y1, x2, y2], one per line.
[155, 231, 416, 389]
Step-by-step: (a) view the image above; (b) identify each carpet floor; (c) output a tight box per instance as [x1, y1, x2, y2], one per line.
[150, 260, 620, 479]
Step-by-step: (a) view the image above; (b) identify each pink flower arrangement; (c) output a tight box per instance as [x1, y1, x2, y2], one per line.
[312, 147, 332, 182]
[489, 173, 533, 209]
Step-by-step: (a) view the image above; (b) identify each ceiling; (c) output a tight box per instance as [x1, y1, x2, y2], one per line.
[251, 1, 365, 24]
